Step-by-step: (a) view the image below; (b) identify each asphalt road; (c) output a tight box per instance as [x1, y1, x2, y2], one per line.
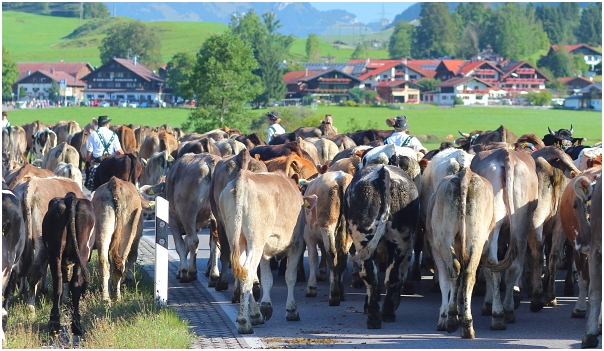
[139, 221, 597, 349]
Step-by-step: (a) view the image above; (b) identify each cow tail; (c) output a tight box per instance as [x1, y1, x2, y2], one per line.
[458, 169, 470, 267]
[334, 178, 348, 265]
[128, 154, 137, 185]
[66, 195, 90, 282]
[229, 173, 248, 280]
[19, 189, 34, 279]
[350, 166, 391, 262]
[484, 154, 518, 272]
[109, 178, 124, 271]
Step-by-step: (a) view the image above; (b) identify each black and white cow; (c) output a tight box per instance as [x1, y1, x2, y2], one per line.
[31, 128, 58, 161]
[43, 192, 95, 336]
[344, 164, 420, 329]
[542, 125, 584, 149]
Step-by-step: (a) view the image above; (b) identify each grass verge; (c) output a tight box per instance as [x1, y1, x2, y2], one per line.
[3, 251, 194, 349]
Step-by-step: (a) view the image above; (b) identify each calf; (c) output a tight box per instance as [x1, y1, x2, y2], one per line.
[573, 172, 602, 349]
[92, 177, 152, 301]
[2, 188, 26, 338]
[219, 151, 317, 334]
[302, 171, 353, 306]
[42, 193, 95, 335]
[344, 164, 419, 329]
[426, 169, 494, 338]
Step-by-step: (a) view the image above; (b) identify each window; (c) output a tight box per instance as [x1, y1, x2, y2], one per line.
[33, 78, 37, 82]
[107, 82, 115, 88]
[98, 83, 104, 87]
[126, 82, 135, 88]
[474, 86, 479, 90]
[98, 72, 104, 78]
[115, 82, 121, 88]
[98, 95, 105, 99]
[87, 94, 93, 99]
[127, 95, 135, 100]
[442, 96, 447, 100]
[117, 72, 124, 78]
[41, 78, 46, 82]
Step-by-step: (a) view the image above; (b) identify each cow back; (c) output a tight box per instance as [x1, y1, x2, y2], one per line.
[5, 163, 54, 190]
[41, 142, 79, 172]
[93, 154, 142, 189]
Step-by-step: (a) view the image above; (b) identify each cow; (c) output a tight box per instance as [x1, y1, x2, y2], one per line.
[110, 125, 137, 154]
[22, 120, 47, 158]
[344, 164, 420, 329]
[514, 133, 546, 151]
[456, 125, 518, 151]
[575, 145, 602, 171]
[2, 188, 26, 338]
[31, 128, 58, 161]
[268, 132, 297, 145]
[470, 148, 538, 330]
[157, 131, 179, 159]
[12, 176, 85, 312]
[138, 133, 160, 161]
[219, 151, 317, 334]
[302, 171, 353, 306]
[361, 143, 424, 166]
[262, 154, 319, 180]
[323, 134, 357, 151]
[330, 145, 373, 164]
[295, 137, 321, 166]
[294, 126, 322, 139]
[426, 168, 495, 338]
[87, 153, 142, 191]
[52, 120, 81, 144]
[326, 154, 362, 176]
[165, 153, 222, 283]
[304, 137, 340, 165]
[572, 171, 602, 349]
[42, 192, 95, 336]
[54, 162, 83, 191]
[542, 125, 584, 148]
[69, 120, 98, 170]
[235, 133, 266, 149]
[208, 150, 267, 300]
[249, 141, 314, 164]
[134, 126, 153, 150]
[3, 126, 27, 163]
[176, 138, 221, 159]
[345, 129, 393, 146]
[139, 150, 174, 187]
[214, 139, 246, 158]
[92, 177, 153, 302]
[41, 142, 79, 172]
[4, 163, 54, 190]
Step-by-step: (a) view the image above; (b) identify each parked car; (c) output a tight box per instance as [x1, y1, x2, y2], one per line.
[139, 102, 149, 108]
[117, 100, 128, 108]
[128, 102, 139, 108]
[99, 101, 111, 107]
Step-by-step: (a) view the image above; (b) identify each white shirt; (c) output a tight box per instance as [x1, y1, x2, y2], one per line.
[87, 126, 122, 158]
[267, 123, 286, 143]
[385, 131, 426, 153]
[1, 118, 10, 130]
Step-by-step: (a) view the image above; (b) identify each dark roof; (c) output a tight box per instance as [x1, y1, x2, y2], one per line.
[112, 58, 164, 82]
[17, 61, 92, 81]
[580, 82, 602, 93]
[300, 62, 367, 76]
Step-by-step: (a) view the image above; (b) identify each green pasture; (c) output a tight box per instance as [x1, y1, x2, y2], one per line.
[7, 105, 602, 150]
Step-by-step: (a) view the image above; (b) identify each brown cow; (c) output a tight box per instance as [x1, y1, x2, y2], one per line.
[456, 125, 518, 151]
[88, 154, 142, 191]
[219, 151, 317, 334]
[323, 134, 357, 151]
[326, 154, 361, 176]
[249, 141, 315, 165]
[138, 132, 159, 161]
[139, 150, 174, 187]
[235, 133, 266, 149]
[263, 154, 319, 180]
[41, 142, 79, 172]
[176, 138, 221, 159]
[69, 119, 98, 169]
[52, 120, 81, 144]
[134, 126, 153, 150]
[12, 176, 85, 311]
[111, 125, 137, 154]
[92, 177, 153, 302]
[4, 163, 54, 190]
[214, 139, 247, 158]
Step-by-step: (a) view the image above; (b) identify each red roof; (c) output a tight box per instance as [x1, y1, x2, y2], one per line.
[356, 61, 400, 80]
[282, 70, 324, 85]
[457, 61, 503, 76]
[440, 60, 467, 75]
[404, 59, 440, 78]
[113, 58, 163, 82]
[17, 61, 92, 81]
[558, 76, 593, 85]
[552, 44, 602, 54]
[437, 76, 495, 88]
[375, 79, 416, 88]
[37, 70, 86, 87]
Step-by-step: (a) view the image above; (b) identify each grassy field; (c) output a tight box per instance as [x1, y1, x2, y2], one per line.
[3, 252, 194, 349]
[7, 105, 602, 150]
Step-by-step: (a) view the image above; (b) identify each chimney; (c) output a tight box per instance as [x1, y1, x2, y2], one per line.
[27, 70, 31, 76]
[366, 57, 370, 65]
[60, 60, 64, 63]
[50, 67, 54, 74]
[305, 68, 308, 77]
[402, 58, 407, 65]
[133, 56, 137, 66]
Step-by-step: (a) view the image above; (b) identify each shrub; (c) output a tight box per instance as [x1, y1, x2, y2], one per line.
[344, 100, 357, 107]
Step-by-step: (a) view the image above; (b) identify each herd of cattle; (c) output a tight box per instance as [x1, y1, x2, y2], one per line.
[1, 118, 602, 347]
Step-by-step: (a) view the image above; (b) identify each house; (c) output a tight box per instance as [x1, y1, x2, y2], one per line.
[81, 57, 169, 103]
[557, 76, 595, 95]
[434, 60, 467, 81]
[375, 79, 421, 104]
[434, 76, 496, 105]
[470, 44, 505, 64]
[550, 44, 602, 71]
[457, 61, 504, 86]
[348, 58, 439, 87]
[498, 61, 550, 93]
[564, 82, 602, 111]
[283, 68, 362, 102]
[15, 61, 93, 101]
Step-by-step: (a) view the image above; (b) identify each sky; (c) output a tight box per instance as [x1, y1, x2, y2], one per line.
[308, 2, 415, 24]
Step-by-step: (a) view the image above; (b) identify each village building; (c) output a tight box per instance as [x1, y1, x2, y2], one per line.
[564, 82, 602, 111]
[470, 44, 505, 64]
[497, 61, 550, 93]
[432, 76, 498, 105]
[14, 61, 93, 101]
[549, 44, 602, 72]
[557, 76, 595, 95]
[283, 68, 361, 102]
[375, 79, 421, 104]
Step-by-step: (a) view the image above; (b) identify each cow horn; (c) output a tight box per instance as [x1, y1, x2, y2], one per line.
[458, 130, 470, 138]
[569, 124, 573, 134]
[548, 126, 556, 136]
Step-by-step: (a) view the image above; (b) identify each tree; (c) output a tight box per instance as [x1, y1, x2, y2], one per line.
[165, 52, 196, 101]
[575, 3, 602, 47]
[417, 77, 441, 92]
[306, 34, 321, 61]
[48, 80, 60, 101]
[545, 79, 568, 93]
[414, 3, 457, 58]
[2, 46, 18, 101]
[547, 48, 574, 78]
[183, 32, 262, 133]
[536, 3, 565, 45]
[351, 42, 369, 60]
[348, 88, 365, 104]
[84, 3, 110, 19]
[388, 21, 414, 59]
[527, 90, 552, 106]
[99, 20, 162, 68]
[573, 54, 590, 76]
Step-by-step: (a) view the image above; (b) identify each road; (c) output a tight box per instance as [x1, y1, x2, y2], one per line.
[139, 221, 596, 349]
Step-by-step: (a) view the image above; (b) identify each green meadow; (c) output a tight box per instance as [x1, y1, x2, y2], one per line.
[7, 105, 602, 150]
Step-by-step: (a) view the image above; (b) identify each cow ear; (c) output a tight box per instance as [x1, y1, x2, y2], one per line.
[573, 176, 594, 201]
[303, 194, 318, 210]
[167, 154, 174, 162]
[291, 173, 300, 185]
[320, 164, 329, 174]
[254, 154, 261, 161]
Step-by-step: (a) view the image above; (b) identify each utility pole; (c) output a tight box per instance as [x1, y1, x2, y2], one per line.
[113, 2, 116, 18]
[79, 2, 83, 26]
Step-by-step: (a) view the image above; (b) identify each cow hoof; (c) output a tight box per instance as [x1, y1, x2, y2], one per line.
[48, 320, 61, 336]
[446, 315, 460, 333]
[317, 270, 327, 282]
[215, 281, 229, 292]
[381, 312, 396, 322]
[328, 296, 341, 306]
[366, 316, 382, 329]
[402, 281, 415, 295]
[461, 327, 475, 339]
[530, 296, 544, 312]
[490, 313, 506, 330]
[437, 318, 447, 331]
[504, 309, 515, 323]
[71, 320, 85, 336]
[237, 321, 254, 334]
[260, 302, 273, 321]
[305, 286, 317, 297]
[253, 283, 261, 302]
[250, 312, 264, 326]
[231, 294, 240, 304]
[513, 291, 522, 310]
[572, 309, 587, 318]
[286, 309, 300, 321]
[544, 295, 557, 307]
[581, 334, 600, 348]
[208, 276, 218, 288]
[481, 302, 492, 316]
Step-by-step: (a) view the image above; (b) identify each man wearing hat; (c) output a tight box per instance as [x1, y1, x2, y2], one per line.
[1, 111, 10, 130]
[266, 110, 285, 143]
[384, 116, 428, 155]
[86, 115, 124, 164]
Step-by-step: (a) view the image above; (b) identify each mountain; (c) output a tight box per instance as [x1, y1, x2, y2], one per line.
[103, 2, 360, 37]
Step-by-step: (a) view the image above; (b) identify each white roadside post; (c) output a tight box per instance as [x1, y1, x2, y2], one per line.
[155, 196, 169, 306]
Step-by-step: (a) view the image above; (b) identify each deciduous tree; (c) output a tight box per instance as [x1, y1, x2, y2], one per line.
[2, 46, 18, 101]
[417, 77, 441, 92]
[306, 33, 321, 61]
[165, 52, 196, 101]
[351, 42, 369, 60]
[388, 21, 413, 59]
[183, 32, 262, 133]
[84, 2, 109, 19]
[414, 2, 457, 58]
[98, 20, 162, 68]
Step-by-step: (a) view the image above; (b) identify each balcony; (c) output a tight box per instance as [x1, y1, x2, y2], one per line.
[504, 78, 545, 84]
[477, 78, 499, 84]
[305, 88, 349, 94]
[318, 78, 351, 83]
[516, 68, 535, 74]
[475, 69, 496, 75]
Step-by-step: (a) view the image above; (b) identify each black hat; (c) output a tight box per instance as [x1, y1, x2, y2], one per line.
[98, 115, 112, 126]
[266, 111, 279, 121]
[394, 116, 408, 130]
